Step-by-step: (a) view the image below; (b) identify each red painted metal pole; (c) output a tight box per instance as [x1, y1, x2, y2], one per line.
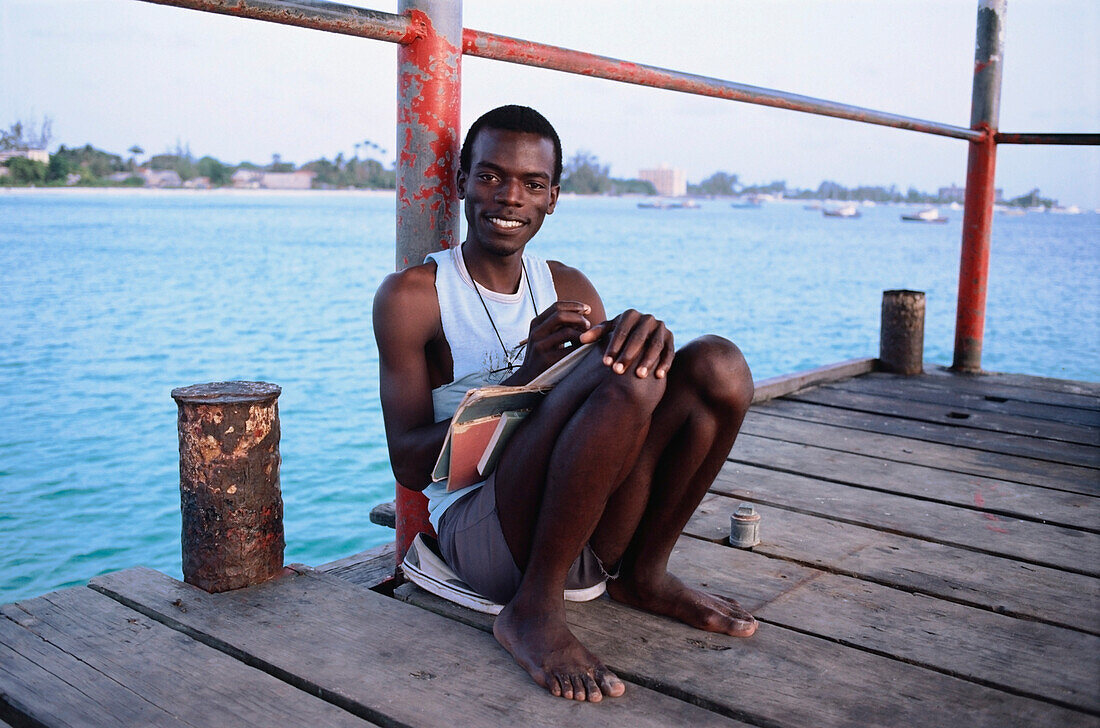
[953, 0, 1006, 373]
[135, 0, 415, 42]
[463, 29, 982, 142]
[394, 0, 462, 564]
[995, 132, 1100, 145]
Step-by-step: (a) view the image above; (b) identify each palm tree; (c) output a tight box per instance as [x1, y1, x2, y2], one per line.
[128, 145, 144, 172]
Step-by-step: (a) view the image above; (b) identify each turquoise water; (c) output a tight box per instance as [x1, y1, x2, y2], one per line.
[1, 190, 1097, 602]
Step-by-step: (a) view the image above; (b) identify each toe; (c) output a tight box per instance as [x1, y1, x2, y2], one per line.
[570, 674, 587, 702]
[581, 673, 602, 703]
[556, 673, 573, 700]
[596, 668, 626, 698]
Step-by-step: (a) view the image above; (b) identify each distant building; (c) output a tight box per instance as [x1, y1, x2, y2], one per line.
[639, 165, 686, 197]
[141, 169, 182, 188]
[231, 169, 315, 190]
[260, 171, 316, 190]
[182, 176, 211, 189]
[231, 169, 263, 188]
[0, 149, 50, 165]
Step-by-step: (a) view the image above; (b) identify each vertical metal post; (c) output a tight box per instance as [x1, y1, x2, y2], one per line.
[172, 381, 285, 593]
[952, 0, 1006, 372]
[880, 290, 926, 375]
[395, 0, 462, 563]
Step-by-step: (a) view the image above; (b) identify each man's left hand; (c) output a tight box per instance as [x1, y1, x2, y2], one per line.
[581, 309, 674, 379]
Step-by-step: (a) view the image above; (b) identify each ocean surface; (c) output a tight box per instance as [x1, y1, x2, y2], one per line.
[1, 189, 1097, 602]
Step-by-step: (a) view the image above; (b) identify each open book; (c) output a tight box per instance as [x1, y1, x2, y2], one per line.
[432, 342, 594, 491]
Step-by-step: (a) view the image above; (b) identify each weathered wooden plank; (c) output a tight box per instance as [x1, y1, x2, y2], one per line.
[396, 583, 1094, 728]
[91, 567, 747, 728]
[727, 434, 1098, 529]
[751, 358, 876, 404]
[686, 495, 1100, 634]
[787, 387, 1100, 447]
[0, 587, 374, 728]
[669, 536, 1100, 712]
[866, 370, 1100, 411]
[754, 398, 1100, 469]
[742, 409, 1099, 494]
[0, 615, 195, 728]
[316, 541, 396, 589]
[369, 501, 397, 529]
[711, 462, 1100, 576]
[924, 366, 1100, 398]
[831, 376, 1100, 427]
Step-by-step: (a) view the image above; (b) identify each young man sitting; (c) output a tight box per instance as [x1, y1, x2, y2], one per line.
[373, 105, 756, 703]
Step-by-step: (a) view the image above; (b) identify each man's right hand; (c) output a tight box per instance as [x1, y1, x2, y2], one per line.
[509, 301, 594, 384]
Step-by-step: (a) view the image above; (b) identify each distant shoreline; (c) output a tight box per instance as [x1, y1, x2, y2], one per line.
[0, 186, 398, 198]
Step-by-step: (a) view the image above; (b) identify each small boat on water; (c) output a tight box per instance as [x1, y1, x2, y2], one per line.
[730, 195, 763, 209]
[823, 204, 861, 218]
[901, 207, 949, 223]
[638, 198, 700, 209]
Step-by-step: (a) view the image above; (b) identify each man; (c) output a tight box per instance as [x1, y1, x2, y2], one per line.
[373, 105, 755, 703]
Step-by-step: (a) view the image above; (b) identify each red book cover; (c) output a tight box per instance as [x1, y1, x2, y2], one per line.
[446, 415, 502, 491]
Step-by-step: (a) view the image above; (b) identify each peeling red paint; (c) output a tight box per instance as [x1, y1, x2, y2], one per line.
[995, 132, 1100, 145]
[461, 28, 980, 142]
[952, 122, 998, 372]
[974, 492, 986, 507]
[396, 7, 460, 266]
[141, 0, 414, 43]
[394, 3, 461, 561]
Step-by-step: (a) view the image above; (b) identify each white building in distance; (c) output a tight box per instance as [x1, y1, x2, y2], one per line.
[0, 149, 50, 165]
[639, 165, 686, 197]
[231, 169, 316, 190]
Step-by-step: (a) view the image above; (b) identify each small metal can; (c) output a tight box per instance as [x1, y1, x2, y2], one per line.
[730, 503, 761, 548]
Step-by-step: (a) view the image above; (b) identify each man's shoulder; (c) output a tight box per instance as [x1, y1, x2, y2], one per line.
[375, 259, 439, 304]
[373, 260, 441, 341]
[547, 260, 598, 299]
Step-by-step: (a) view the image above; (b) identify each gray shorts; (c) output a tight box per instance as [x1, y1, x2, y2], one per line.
[437, 473, 610, 605]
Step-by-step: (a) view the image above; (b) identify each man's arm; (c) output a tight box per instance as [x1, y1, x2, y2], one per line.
[372, 264, 449, 491]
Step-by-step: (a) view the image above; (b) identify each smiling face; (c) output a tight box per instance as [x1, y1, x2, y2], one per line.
[457, 128, 559, 258]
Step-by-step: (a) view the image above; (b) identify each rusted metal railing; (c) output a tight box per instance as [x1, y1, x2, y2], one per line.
[137, 0, 1098, 561]
[953, 0, 1005, 372]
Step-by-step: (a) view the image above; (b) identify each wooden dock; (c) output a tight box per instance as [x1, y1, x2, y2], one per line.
[2, 366, 1097, 727]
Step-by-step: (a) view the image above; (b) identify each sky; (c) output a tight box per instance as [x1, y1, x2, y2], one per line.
[2, 0, 1097, 207]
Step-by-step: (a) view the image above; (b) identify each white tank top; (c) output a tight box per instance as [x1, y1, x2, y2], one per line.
[422, 244, 558, 529]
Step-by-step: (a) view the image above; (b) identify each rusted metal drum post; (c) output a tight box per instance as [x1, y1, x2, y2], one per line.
[394, 0, 463, 564]
[880, 290, 926, 375]
[172, 381, 285, 593]
[953, 0, 1006, 373]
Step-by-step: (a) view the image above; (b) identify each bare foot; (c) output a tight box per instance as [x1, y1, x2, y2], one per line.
[493, 599, 626, 702]
[607, 572, 757, 637]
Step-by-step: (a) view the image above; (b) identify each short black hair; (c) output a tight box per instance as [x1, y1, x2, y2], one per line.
[459, 105, 563, 185]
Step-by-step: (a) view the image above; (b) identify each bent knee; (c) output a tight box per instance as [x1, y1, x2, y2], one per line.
[676, 335, 753, 414]
[596, 360, 667, 412]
